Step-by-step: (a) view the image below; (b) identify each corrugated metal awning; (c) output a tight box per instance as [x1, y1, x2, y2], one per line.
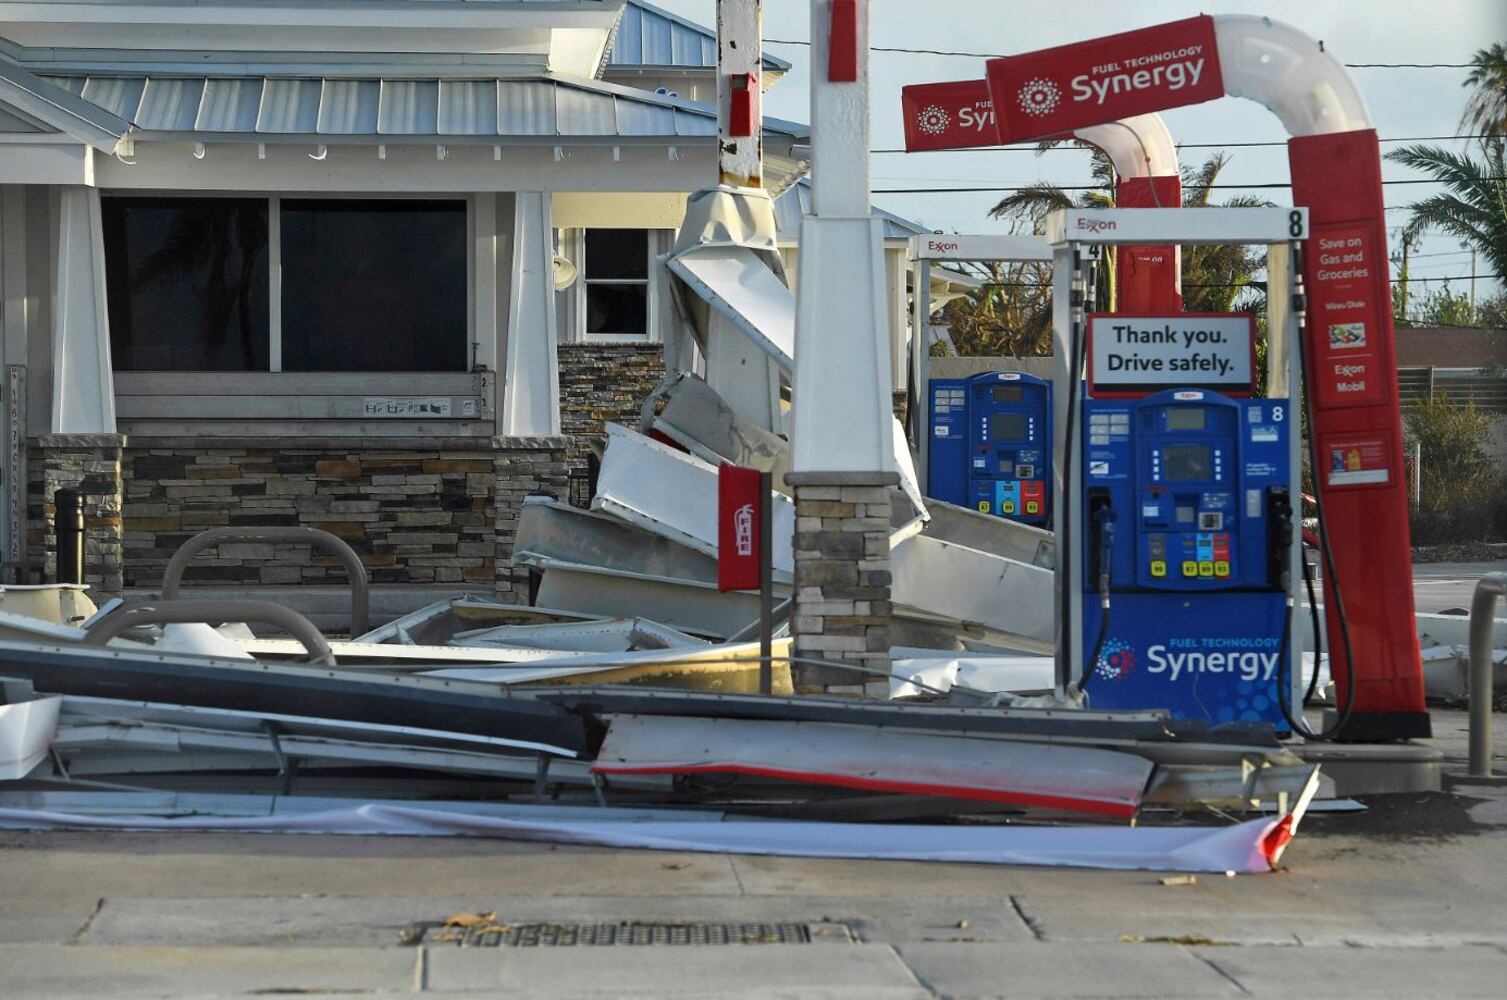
[39, 72, 804, 141]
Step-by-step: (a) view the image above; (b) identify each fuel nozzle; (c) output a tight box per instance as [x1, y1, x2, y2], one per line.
[1267, 487, 1294, 590]
[1089, 495, 1116, 609]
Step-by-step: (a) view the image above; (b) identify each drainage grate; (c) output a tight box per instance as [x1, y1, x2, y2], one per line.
[414, 920, 819, 948]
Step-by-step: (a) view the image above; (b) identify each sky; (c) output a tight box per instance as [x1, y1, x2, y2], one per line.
[651, 0, 1507, 301]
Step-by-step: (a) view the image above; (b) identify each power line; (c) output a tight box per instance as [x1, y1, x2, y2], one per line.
[872, 177, 1503, 193]
[764, 37, 1471, 68]
[871, 134, 1497, 154]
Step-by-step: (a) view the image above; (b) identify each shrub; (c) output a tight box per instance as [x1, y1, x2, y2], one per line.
[1404, 395, 1505, 545]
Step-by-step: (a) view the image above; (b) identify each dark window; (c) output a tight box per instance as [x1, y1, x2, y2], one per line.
[102, 197, 270, 371]
[280, 199, 467, 371]
[583, 228, 648, 338]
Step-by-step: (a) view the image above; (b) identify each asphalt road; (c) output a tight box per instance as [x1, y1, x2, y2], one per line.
[1411, 561, 1507, 615]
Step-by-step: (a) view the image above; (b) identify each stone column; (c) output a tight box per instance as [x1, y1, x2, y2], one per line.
[493, 435, 568, 603]
[786, 471, 897, 695]
[26, 432, 125, 595]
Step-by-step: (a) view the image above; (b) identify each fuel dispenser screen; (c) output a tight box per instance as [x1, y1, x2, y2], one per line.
[989, 414, 1028, 441]
[1162, 444, 1212, 481]
[927, 371, 1052, 526]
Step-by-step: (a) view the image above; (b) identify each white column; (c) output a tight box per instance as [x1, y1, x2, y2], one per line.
[472, 192, 499, 375]
[886, 247, 907, 394]
[501, 191, 560, 438]
[790, 0, 892, 473]
[51, 185, 115, 434]
[716, 0, 763, 188]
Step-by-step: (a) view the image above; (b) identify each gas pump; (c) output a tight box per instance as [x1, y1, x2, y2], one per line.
[1079, 388, 1292, 728]
[1047, 207, 1317, 734]
[928, 371, 1052, 525]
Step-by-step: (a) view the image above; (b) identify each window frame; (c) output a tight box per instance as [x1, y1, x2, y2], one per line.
[100, 190, 477, 374]
[568, 227, 665, 345]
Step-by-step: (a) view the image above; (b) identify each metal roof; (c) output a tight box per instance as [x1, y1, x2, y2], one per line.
[0, 54, 130, 148]
[39, 72, 807, 140]
[774, 179, 927, 244]
[606, 1, 791, 73]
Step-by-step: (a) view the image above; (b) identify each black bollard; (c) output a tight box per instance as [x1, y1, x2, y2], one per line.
[54, 488, 84, 585]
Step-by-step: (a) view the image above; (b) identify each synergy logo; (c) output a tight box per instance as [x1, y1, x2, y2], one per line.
[1093, 638, 1136, 682]
[1016, 78, 1062, 116]
[1071, 49, 1207, 106]
[915, 104, 950, 136]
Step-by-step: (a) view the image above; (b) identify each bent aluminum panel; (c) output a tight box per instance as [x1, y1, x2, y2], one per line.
[919, 500, 1055, 570]
[451, 617, 707, 653]
[0, 641, 586, 756]
[516, 496, 724, 586]
[593, 423, 796, 575]
[593, 715, 1155, 819]
[533, 563, 779, 641]
[666, 245, 795, 369]
[891, 533, 1055, 647]
[0, 696, 60, 780]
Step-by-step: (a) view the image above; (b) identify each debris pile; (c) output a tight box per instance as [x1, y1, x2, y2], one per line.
[0, 381, 1339, 873]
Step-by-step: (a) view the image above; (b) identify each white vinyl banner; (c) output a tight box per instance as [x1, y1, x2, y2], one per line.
[1089, 314, 1254, 393]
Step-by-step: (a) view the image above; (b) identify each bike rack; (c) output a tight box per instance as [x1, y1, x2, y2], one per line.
[1469, 572, 1506, 777]
[83, 599, 336, 666]
[162, 526, 370, 636]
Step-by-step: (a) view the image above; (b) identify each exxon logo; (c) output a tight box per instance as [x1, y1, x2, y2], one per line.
[1075, 217, 1116, 234]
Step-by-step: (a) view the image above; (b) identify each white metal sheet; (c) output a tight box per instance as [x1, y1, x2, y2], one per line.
[593, 715, 1154, 819]
[0, 696, 60, 780]
[666, 246, 795, 370]
[0, 802, 1307, 872]
[593, 423, 797, 574]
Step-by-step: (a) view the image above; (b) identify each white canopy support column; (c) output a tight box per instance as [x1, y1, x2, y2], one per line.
[716, 0, 763, 189]
[501, 191, 561, 438]
[786, 0, 897, 691]
[39, 184, 125, 595]
[51, 186, 114, 435]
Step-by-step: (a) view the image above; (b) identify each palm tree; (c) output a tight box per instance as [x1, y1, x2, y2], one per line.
[1387, 141, 1507, 283]
[1461, 43, 1507, 140]
[985, 148, 1270, 314]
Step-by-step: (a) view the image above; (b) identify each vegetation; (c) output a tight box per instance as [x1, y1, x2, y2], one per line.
[940, 150, 1271, 356]
[1404, 395, 1507, 544]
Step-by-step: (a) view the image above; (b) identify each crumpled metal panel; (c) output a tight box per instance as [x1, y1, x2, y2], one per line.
[593, 715, 1157, 819]
[135, 77, 205, 131]
[593, 423, 797, 575]
[256, 79, 321, 133]
[496, 80, 556, 135]
[556, 86, 616, 136]
[437, 80, 499, 136]
[378, 80, 439, 135]
[317, 79, 380, 134]
[195, 78, 263, 133]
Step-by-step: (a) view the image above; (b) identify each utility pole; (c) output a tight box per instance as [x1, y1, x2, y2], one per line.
[716, 0, 763, 189]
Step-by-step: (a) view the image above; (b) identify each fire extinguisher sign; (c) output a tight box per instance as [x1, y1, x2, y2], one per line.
[717, 464, 763, 591]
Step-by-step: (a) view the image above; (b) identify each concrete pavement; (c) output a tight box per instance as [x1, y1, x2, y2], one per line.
[1, 707, 1506, 997]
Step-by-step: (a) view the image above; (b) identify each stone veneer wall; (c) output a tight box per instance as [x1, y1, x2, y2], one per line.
[27, 434, 127, 595]
[557, 343, 666, 482]
[786, 472, 898, 696]
[120, 440, 497, 589]
[493, 436, 569, 602]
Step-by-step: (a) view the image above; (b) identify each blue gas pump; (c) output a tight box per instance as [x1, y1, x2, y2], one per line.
[1079, 388, 1294, 729]
[928, 371, 1052, 525]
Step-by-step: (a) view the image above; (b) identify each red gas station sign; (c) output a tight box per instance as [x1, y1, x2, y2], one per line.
[900, 78, 998, 151]
[984, 16, 1224, 143]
